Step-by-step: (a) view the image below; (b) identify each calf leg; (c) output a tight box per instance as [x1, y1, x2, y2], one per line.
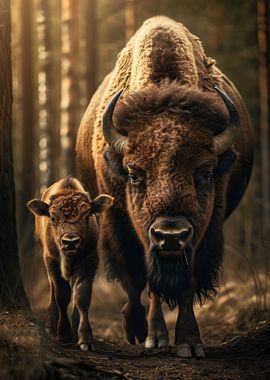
[54, 280, 72, 343]
[175, 293, 205, 358]
[145, 293, 169, 349]
[121, 276, 148, 345]
[47, 280, 58, 336]
[71, 305, 79, 343]
[73, 277, 94, 351]
[46, 259, 71, 343]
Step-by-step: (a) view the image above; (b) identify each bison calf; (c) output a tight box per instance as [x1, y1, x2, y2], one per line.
[27, 177, 113, 351]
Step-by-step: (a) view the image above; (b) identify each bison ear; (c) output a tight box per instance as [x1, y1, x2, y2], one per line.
[214, 150, 237, 177]
[27, 199, 50, 217]
[91, 194, 114, 214]
[103, 150, 127, 181]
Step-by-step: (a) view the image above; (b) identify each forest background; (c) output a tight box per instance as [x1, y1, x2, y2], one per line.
[1, 0, 269, 327]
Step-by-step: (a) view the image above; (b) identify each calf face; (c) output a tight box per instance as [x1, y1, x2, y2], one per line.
[28, 191, 113, 257]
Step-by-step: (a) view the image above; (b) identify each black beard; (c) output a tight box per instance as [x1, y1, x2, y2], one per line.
[147, 249, 192, 310]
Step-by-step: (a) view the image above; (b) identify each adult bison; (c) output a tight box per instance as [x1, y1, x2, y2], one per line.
[76, 16, 253, 357]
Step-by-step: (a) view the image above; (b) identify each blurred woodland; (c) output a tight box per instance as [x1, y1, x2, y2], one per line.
[0, 0, 269, 320]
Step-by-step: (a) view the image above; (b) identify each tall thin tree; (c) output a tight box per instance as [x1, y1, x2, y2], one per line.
[60, 0, 79, 177]
[36, 0, 57, 192]
[85, 0, 97, 101]
[125, 0, 136, 41]
[257, 0, 270, 243]
[17, 0, 38, 278]
[0, 0, 28, 308]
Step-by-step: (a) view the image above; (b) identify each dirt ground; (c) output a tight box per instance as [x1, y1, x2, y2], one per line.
[0, 307, 269, 380]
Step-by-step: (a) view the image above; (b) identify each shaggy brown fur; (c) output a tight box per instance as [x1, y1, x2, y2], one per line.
[76, 16, 253, 356]
[114, 81, 228, 136]
[27, 177, 113, 351]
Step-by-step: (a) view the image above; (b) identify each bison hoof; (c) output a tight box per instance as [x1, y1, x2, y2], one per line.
[176, 343, 205, 358]
[145, 336, 155, 348]
[79, 342, 95, 351]
[194, 343, 205, 358]
[177, 343, 192, 358]
[80, 343, 88, 351]
[145, 336, 169, 349]
[124, 324, 147, 345]
[121, 303, 148, 345]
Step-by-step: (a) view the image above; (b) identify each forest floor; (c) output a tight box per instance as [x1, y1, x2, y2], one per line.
[0, 306, 270, 380]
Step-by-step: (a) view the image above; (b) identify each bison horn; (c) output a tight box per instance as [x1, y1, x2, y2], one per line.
[102, 90, 127, 155]
[213, 86, 240, 155]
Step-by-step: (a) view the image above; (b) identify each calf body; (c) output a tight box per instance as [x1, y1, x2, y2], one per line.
[28, 177, 113, 351]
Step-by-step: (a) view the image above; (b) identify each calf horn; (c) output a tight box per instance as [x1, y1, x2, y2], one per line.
[213, 86, 240, 155]
[102, 90, 127, 155]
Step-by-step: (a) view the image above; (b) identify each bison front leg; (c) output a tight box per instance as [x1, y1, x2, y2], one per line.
[145, 293, 169, 349]
[175, 295, 205, 358]
[73, 277, 94, 351]
[121, 278, 148, 345]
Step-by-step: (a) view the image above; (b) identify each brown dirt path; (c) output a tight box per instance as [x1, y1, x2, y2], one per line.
[0, 309, 269, 380]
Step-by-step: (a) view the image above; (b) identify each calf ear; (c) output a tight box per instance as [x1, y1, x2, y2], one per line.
[27, 199, 50, 217]
[91, 195, 114, 214]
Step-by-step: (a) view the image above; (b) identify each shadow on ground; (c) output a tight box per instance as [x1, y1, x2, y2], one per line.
[0, 308, 269, 380]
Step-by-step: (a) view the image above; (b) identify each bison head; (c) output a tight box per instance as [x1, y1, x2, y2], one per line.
[28, 191, 113, 257]
[102, 82, 239, 307]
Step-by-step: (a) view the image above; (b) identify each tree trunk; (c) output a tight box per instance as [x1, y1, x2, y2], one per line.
[85, 0, 97, 101]
[125, 0, 136, 41]
[16, 0, 38, 286]
[36, 0, 54, 192]
[48, 0, 61, 184]
[0, 0, 28, 309]
[257, 0, 270, 242]
[60, 0, 79, 177]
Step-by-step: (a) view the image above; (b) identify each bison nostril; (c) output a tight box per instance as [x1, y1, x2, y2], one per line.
[178, 227, 193, 249]
[179, 229, 191, 242]
[150, 220, 194, 252]
[150, 228, 165, 247]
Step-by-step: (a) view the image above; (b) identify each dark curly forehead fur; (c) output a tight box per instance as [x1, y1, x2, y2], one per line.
[49, 190, 90, 222]
[114, 81, 228, 136]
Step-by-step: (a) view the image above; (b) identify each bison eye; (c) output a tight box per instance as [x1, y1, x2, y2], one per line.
[127, 163, 145, 185]
[128, 172, 140, 184]
[204, 171, 213, 184]
[196, 170, 214, 186]
[195, 160, 215, 187]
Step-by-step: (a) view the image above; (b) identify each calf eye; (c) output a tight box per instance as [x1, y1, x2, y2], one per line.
[50, 216, 57, 225]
